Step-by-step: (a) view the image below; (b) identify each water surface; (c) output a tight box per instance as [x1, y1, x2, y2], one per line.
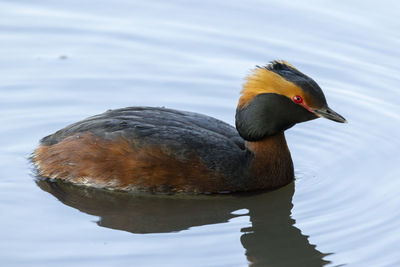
[1, 0, 400, 266]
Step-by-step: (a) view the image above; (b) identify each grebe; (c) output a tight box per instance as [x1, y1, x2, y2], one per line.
[33, 61, 346, 193]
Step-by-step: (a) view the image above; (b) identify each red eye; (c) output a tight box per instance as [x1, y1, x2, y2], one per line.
[292, 95, 303, 104]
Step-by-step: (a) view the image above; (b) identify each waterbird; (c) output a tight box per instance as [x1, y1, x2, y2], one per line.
[33, 60, 346, 194]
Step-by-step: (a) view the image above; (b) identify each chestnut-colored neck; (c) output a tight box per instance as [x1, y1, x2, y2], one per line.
[245, 131, 294, 190]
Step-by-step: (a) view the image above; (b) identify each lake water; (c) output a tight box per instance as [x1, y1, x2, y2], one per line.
[1, 1, 400, 266]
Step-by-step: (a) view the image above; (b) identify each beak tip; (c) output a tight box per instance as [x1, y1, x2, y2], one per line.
[313, 107, 347, 124]
[331, 117, 347, 123]
[335, 116, 347, 124]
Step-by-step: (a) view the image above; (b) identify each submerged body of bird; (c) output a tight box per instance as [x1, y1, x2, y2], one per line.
[33, 61, 346, 193]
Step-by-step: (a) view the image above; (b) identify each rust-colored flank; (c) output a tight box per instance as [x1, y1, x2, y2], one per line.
[34, 133, 226, 193]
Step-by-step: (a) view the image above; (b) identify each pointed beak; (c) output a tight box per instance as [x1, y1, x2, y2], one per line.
[313, 107, 347, 123]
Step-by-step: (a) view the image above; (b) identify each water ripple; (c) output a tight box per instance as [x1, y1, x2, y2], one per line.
[1, 0, 400, 266]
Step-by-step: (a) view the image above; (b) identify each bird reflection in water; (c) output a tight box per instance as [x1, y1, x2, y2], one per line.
[36, 179, 330, 266]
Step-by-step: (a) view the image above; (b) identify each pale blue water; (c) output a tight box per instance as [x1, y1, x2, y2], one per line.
[1, 1, 400, 266]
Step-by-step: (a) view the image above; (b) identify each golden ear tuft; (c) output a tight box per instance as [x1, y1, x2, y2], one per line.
[238, 62, 304, 109]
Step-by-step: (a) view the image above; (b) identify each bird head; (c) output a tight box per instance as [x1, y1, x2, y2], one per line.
[235, 60, 346, 141]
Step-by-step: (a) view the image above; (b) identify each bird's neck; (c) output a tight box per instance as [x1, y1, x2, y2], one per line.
[245, 131, 294, 189]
